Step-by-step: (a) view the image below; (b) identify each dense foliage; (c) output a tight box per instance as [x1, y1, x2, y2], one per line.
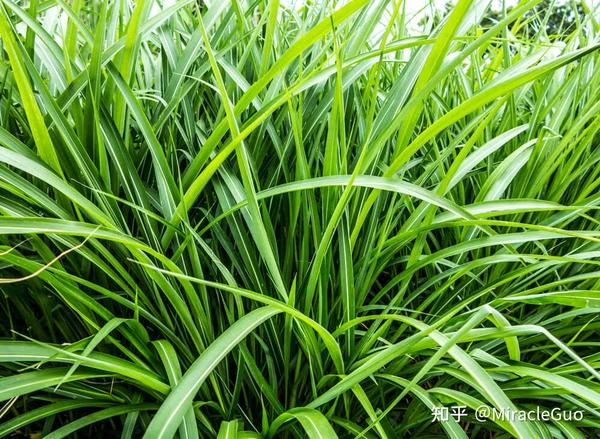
[0, 0, 599, 437]
[481, 0, 587, 37]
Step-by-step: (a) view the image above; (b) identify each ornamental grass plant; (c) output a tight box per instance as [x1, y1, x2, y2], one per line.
[0, 0, 599, 437]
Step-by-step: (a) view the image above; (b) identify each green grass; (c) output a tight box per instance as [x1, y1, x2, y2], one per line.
[0, 0, 599, 437]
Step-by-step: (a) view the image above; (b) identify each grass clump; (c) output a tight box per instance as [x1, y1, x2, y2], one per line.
[0, 0, 599, 437]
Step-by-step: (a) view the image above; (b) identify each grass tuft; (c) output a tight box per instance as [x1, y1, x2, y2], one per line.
[0, 0, 599, 437]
